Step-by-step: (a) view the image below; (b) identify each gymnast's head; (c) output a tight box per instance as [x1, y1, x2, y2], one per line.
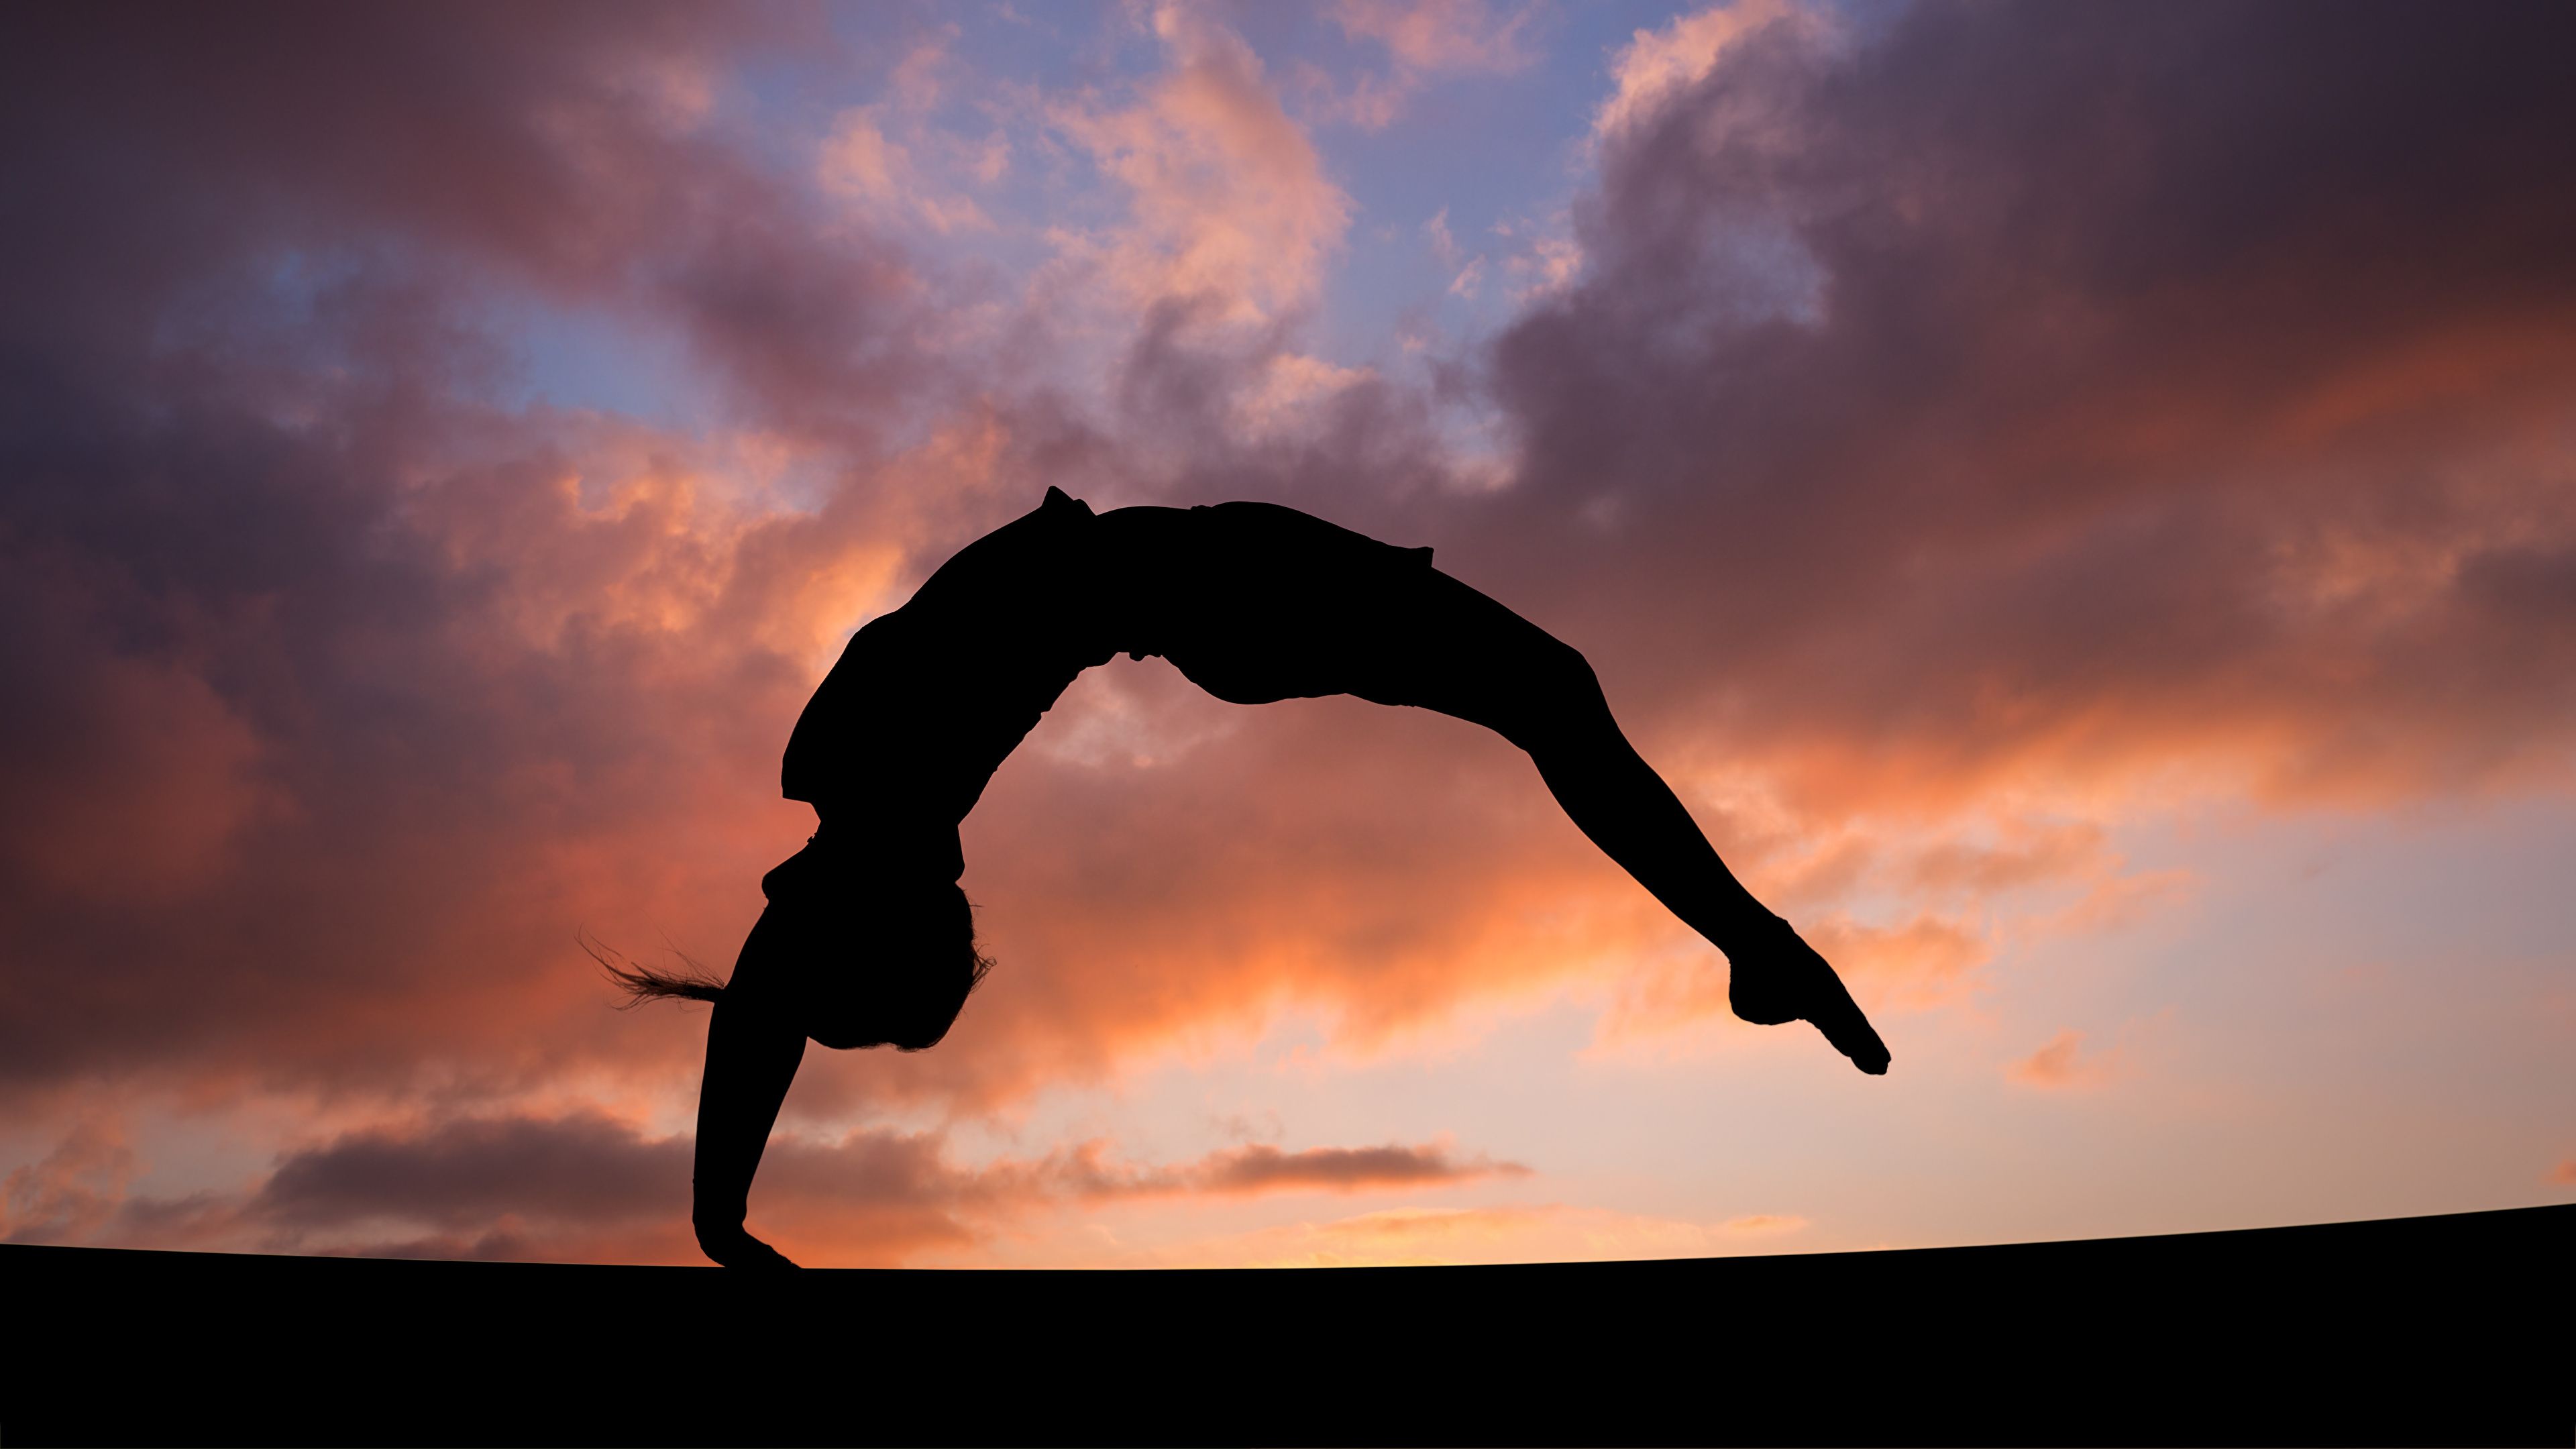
[786, 877, 992, 1050]
[594, 873, 992, 1052]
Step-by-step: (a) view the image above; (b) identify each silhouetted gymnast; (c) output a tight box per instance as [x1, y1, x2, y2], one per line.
[606, 487, 1888, 1269]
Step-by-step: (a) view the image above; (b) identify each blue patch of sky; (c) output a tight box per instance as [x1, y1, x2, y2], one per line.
[480, 294, 720, 432]
[1289, 0, 1900, 369]
[1279, 3, 1711, 370]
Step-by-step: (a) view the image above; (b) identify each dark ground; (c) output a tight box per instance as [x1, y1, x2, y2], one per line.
[5, 1203, 2567, 1447]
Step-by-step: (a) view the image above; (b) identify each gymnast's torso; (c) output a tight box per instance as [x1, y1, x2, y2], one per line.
[781, 487, 1441, 846]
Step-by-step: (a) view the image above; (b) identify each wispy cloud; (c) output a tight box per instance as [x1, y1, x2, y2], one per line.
[1303, 0, 1542, 131]
[2007, 1030, 2116, 1091]
[1046, 4, 1350, 323]
[1334, 0, 1540, 76]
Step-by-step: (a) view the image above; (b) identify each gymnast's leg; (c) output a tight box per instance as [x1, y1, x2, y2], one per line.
[1365, 574, 1889, 1073]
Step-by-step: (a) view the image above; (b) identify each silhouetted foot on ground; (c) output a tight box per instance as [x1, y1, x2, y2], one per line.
[1727, 919, 1890, 1074]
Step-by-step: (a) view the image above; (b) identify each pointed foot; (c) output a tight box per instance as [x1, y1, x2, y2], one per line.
[1728, 918, 1891, 1075]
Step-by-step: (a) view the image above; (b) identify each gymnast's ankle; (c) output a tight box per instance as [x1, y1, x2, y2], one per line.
[1723, 910, 1797, 959]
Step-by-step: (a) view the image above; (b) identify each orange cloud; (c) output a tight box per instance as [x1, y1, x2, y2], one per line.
[2007, 1030, 2123, 1091]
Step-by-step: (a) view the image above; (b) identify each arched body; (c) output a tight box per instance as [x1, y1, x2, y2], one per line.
[777, 487, 1599, 873]
[670, 488, 1888, 1269]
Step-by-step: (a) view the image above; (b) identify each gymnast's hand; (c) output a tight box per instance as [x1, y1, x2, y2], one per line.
[1726, 916, 1892, 1075]
[696, 1215, 801, 1271]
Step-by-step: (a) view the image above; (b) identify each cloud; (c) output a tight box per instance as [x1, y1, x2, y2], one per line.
[1479, 0, 2576, 820]
[1046, 5, 1352, 324]
[0, 1, 918, 444]
[888, 25, 961, 114]
[820, 108, 996, 236]
[1190, 1140, 1529, 1193]
[1900, 821, 2111, 898]
[1594, 0, 1809, 138]
[1334, 0, 1540, 76]
[1499, 231, 1581, 302]
[1598, 904, 1987, 1047]
[13, 3, 2571, 1134]
[2006, 1029, 2122, 1091]
[1287, 62, 1409, 133]
[253, 1112, 687, 1230]
[0, 571, 278, 904]
[0, 2, 946, 1102]
[1234, 352, 1377, 437]
[2, 1116, 136, 1244]
[10, 1108, 1528, 1265]
[1424, 207, 1463, 266]
[1297, 1, 1540, 131]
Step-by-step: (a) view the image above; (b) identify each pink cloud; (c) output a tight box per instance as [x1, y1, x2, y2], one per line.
[1047, 6, 1351, 323]
[1333, 0, 1540, 76]
[1304, 0, 1542, 133]
[2008, 1030, 2122, 1091]
[1593, 0, 1809, 138]
[818, 107, 998, 237]
[1, 1116, 136, 1245]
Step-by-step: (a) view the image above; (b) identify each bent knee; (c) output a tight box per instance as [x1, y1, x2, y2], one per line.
[1493, 639, 1613, 751]
[1519, 631, 1604, 701]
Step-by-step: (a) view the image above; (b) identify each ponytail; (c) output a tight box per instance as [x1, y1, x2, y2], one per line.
[584, 932, 729, 1008]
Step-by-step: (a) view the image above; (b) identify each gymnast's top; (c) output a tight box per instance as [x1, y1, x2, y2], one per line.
[780, 487, 1438, 873]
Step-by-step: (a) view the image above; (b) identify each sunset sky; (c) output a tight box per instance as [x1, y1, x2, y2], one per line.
[4, 0, 2571, 1267]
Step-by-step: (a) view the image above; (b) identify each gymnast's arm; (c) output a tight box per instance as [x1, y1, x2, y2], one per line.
[691, 992, 806, 1269]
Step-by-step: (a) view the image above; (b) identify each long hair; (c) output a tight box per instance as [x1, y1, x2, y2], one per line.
[583, 932, 727, 1008]
[582, 895, 997, 1043]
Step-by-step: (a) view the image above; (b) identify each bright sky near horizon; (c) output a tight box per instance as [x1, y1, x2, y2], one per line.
[3, 0, 2571, 1267]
